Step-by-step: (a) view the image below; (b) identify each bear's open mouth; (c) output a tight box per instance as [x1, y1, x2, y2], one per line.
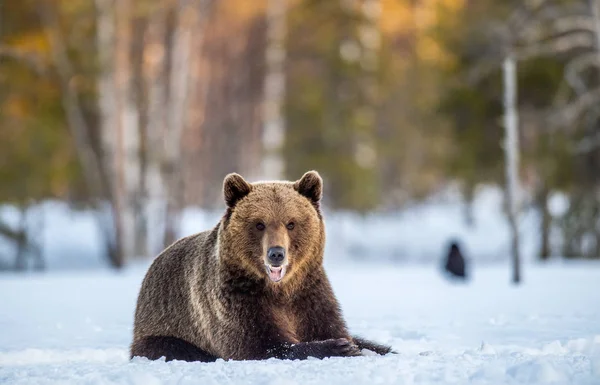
[266, 264, 287, 282]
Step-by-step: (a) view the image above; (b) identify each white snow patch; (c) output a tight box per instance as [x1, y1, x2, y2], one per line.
[479, 342, 497, 355]
[508, 360, 569, 383]
[0, 201, 106, 270]
[548, 193, 569, 217]
[0, 348, 128, 366]
[0, 265, 599, 384]
[0, 185, 567, 270]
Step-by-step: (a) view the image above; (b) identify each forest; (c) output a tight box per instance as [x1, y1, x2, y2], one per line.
[1, 0, 600, 269]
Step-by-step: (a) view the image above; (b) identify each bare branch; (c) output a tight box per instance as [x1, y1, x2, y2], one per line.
[463, 3, 595, 85]
[524, 2, 590, 24]
[547, 87, 600, 128]
[565, 52, 600, 95]
[516, 32, 595, 60]
[519, 16, 596, 42]
[574, 125, 600, 154]
[465, 33, 596, 86]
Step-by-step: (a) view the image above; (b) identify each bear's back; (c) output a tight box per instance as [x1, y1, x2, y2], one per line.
[132, 228, 219, 346]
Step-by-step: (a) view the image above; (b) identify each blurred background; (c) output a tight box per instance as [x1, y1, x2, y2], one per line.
[1, 0, 600, 277]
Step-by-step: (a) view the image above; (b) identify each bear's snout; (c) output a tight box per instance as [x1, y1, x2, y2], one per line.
[267, 246, 286, 266]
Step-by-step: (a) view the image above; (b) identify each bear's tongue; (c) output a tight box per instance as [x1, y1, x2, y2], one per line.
[267, 265, 286, 282]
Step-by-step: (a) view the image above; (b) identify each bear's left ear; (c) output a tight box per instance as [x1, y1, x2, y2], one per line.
[223, 173, 252, 207]
[294, 170, 323, 205]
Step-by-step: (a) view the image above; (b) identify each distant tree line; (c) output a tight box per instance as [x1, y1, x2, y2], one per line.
[1, 0, 599, 269]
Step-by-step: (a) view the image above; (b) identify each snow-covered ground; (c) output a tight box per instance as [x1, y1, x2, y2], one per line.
[1, 263, 599, 385]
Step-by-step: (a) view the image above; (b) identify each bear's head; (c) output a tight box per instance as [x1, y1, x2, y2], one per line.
[218, 171, 325, 287]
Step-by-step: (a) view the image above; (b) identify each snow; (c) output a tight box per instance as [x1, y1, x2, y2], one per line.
[323, 186, 540, 264]
[1, 264, 599, 384]
[1, 185, 548, 271]
[0, 202, 107, 270]
[548, 193, 569, 218]
[183, 186, 544, 266]
[0, 186, 595, 383]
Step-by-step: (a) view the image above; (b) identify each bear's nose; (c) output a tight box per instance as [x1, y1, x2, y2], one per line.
[267, 246, 286, 266]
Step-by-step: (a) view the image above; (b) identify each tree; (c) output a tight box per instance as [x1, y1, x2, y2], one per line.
[0, 0, 86, 269]
[262, 0, 287, 180]
[503, 55, 522, 284]
[438, 0, 600, 261]
[285, 0, 383, 211]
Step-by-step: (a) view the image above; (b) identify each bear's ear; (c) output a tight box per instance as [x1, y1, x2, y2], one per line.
[294, 170, 323, 204]
[223, 173, 252, 207]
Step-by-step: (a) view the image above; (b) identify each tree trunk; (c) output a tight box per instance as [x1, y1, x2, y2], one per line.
[142, 8, 169, 256]
[590, 0, 600, 260]
[115, 0, 143, 259]
[591, 0, 600, 54]
[537, 186, 551, 260]
[463, 182, 476, 228]
[14, 206, 27, 271]
[12, 204, 44, 271]
[356, 0, 381, 182]
[595, 196, 600, 259]
[95, 0, 144, 262]
[162, 0, 198, 247]
[40, 1, 122, 268]
[141, 0, 211, 251]
[132, 17, 150, 258]
[262, 0, 287, 180]
[94, 0, 126, 268]
[31, 204, 45, 271]
[503, 55, 521, 284]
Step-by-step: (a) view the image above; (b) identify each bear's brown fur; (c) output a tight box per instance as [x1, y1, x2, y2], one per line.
[130, 171, 392, 362]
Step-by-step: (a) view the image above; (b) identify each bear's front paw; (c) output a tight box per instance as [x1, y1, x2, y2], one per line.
[318, 338, 361, 358]
[285, 338, 361, 360]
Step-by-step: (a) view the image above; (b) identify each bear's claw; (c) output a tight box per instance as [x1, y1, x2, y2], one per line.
[324, 338, 362, 357]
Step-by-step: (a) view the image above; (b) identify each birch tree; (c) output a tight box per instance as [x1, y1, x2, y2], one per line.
[93, 0, 126, 267]
[459, 0, 600, 261]
[162, 0, 197, 246]
[356, 0, 381, 176]
[38, 1, 124, 267]
[467, 0, 600, 130]
[521, 0, 600, 258]
[262, 0, 287, 180]
[94, 0, 143, 262]
[143, 0, 212, 251]
[503, 55, 521, 284]
[142, 4, 169, 257]
[116, 0, 143, 259]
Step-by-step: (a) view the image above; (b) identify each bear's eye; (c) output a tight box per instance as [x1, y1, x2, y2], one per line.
[256, 222, 266, 231]
[286, 222, 295, 230]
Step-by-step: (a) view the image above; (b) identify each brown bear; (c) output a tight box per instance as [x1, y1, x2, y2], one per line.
[130, 171, 392, 362]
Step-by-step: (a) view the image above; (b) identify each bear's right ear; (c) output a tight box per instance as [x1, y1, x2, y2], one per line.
[223, 173, 252, 207]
